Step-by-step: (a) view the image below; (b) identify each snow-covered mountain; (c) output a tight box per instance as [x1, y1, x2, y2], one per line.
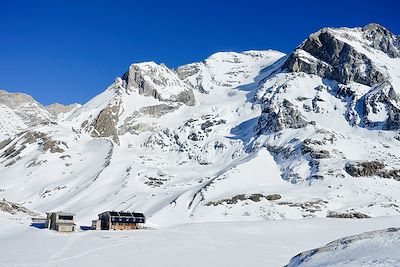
[0, 90, 79, 140]
[0, 23, 399, 226]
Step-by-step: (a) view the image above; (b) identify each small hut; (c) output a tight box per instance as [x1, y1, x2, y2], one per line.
[93, 211, 145, 230]
[46, 212, 76, 232]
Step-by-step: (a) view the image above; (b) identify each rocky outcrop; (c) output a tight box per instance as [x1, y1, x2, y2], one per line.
[0, 199, 38, 216]
[361, 84, 400, 130]
[121, 62, 196, 105]
[362, 23, 400, 58]
[206, 193, 282, 206]
[301, 139, 331, 159]
[175, 63, 201, 81]
[281, 24, 400, 132]
[90, 105, 120, 144]
[326, 211, 370, 219]
[345, 160, 385, 176]
[257, 99, 309, 133]
[283, 29, 386, 87]
[345, 161, 400, 180]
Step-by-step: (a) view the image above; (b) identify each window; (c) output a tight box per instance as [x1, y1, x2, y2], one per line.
[59, 215, 73, 220]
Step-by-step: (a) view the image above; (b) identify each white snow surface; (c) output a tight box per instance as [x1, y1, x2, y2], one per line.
[1, 212, 399, 267]
[287, 227, 400, 267]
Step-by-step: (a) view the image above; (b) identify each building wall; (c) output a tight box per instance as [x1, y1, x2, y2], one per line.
[46, 213, 76, 232]
[92, 220, 101, 230]
[110, 223, 139, 230]
[56, 224, 75, 232]
[46, 213, 58, 230]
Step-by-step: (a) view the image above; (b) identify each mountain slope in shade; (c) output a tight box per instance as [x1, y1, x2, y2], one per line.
[0, 24, 399, 226]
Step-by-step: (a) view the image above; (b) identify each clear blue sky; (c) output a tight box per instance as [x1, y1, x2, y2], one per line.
[0, 0, 399, 105]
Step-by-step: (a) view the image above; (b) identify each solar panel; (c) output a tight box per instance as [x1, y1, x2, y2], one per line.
[109, 211, 119, 216]
[119, 212, 132, 217]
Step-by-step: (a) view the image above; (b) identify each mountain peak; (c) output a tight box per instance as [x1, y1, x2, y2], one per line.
[282, 23, 400, 89]
[121, 61, 196, 106]
[362, 23, 390, 33]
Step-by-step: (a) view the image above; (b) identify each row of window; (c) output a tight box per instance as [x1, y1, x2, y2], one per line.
[58, 215, 73, 220]
[111, 222, 138, 226]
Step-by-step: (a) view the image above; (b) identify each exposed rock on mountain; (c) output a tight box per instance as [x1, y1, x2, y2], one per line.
[362, 23, 400, 58]
[0, 90, 53, 140]
[90, 105, 120, 144]
[283, 28, 386, 86]
[0, 199, 38, 216]
[257, 99, 309, 133]
[122, 62, 196, 105]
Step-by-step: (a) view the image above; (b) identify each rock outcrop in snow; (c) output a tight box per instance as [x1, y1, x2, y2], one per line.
[122, 62, 196, 105]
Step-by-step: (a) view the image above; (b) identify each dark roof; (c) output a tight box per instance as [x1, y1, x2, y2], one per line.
[99, 211, 145, 218]
[109, 211, 119, 216]
[47, 211, 75, 216]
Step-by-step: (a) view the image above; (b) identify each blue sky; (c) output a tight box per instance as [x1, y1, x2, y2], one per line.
[0, 0, 399, 105]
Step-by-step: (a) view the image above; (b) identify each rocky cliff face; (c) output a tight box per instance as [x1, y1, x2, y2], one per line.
[283, 26, 391, 87]
[278, 24, 400, 130]
[122, 62, 196, 105]
[362, 23, 400, 58]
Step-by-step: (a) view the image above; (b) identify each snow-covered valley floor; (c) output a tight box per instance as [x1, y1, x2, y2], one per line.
[1, 216, 400, 267]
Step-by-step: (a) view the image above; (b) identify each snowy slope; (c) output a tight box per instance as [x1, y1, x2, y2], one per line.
[0, 211, 399, 267]
[287, 228, 400, 267]
[0, 24, 399, 228]
[0, 103, 27, 140]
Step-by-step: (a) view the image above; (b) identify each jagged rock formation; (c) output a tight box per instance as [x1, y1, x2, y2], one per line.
[362, 23, 400, 58]
[122, 62, 196, 105]
[90, 105, 120, 144]
[257, 99, 309, 133]
[282, 24, 399, 87]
